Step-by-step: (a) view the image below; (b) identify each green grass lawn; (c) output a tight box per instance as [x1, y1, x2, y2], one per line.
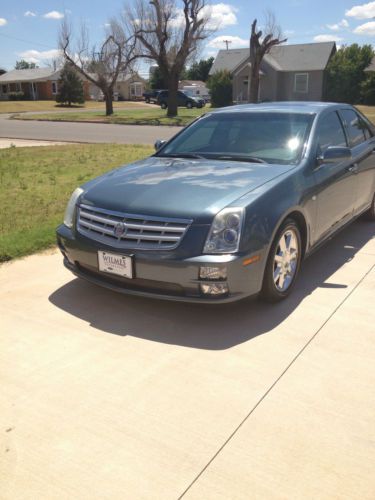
[0, 143, 153, 262]
[12, 106, 209, 126]
[0, 100, 150, 114]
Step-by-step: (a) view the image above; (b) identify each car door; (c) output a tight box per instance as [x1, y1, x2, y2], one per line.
[312, 110, 356, 244]
[339, 108, 375, 215]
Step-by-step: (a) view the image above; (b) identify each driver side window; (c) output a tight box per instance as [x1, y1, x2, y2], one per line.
[317, 112, 347, 154]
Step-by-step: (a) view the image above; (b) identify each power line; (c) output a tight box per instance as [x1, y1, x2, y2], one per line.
[0, 32, 56, 50]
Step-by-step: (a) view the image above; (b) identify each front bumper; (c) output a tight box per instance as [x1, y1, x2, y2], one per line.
[56, 224, 265, 303]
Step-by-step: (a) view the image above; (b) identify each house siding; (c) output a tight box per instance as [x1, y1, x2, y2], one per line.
[277, 70, 325, 101]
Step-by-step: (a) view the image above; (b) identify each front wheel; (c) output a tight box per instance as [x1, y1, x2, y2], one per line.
[261, 219, 302, 302]
[186, 101, 193, 109]
[160, 102, 167, 110]
[145, 98, 150, 103]
[363, 192, 375, 221]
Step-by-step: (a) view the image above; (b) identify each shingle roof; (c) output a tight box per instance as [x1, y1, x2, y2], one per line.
[209, 49, 249, 75]
[0, 68, 60, 83]
[210, 42, 336, 75]
[365, 57, 375, 72]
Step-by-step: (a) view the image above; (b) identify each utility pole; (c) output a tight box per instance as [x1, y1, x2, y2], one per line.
[223, 40, 232, 50]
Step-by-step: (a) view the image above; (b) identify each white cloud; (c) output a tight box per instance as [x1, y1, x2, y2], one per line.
[345, 1, 375, 19]
[24, 11, 37, 17]
[353, 20, 375, 35]
[284, 29, 295, 35]
[18, 49, 61, 64]
[170, 3, 237, 30]
[313, 34, 343, 42]
[202, 3, 238, 29]
[0, 17, 7, 26]
[208, 35, 248, 49]
[326, 19, 349, 31]
[43, 11, 64, 20]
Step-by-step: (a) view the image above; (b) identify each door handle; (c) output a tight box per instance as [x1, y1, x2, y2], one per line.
[347, 163, 359, 174]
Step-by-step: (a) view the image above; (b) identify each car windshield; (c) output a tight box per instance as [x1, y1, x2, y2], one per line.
[157, 111, 315, 164]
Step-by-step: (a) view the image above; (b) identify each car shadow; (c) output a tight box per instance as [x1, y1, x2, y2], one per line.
[49, 221, 374, 350]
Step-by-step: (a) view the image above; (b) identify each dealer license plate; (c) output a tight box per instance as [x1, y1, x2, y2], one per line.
[98, 251, 133, 278]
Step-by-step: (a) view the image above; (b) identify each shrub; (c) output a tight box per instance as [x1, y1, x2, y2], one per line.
[207, 70, 232, 107]
[8, 91, 25, 101]
[56, 64, 85, 106]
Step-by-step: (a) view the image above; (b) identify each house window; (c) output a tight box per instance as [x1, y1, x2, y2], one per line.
[51, 81, 58, 94]
[294, 73, 308, 93]
[15, 82, 22, 92]
[1, 84, 7, 94]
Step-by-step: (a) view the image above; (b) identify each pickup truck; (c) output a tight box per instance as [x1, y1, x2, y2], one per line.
[143, 90, 162, 103]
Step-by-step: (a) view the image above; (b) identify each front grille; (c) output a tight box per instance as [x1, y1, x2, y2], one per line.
[77, 204, 192, 250]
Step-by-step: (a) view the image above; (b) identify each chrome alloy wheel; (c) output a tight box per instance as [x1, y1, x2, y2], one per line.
[273, 229, 299, 292]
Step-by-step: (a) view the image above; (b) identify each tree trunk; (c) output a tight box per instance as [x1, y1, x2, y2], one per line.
[249, 64, 260, 103]
[167, 75, 179, 118]
[105, 91, 113, 116]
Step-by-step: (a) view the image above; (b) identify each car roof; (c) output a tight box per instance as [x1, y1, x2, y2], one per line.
[211, 101, 353, 115]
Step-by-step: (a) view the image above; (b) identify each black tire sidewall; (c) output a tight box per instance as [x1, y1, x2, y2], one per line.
[261, 219, 302, 302]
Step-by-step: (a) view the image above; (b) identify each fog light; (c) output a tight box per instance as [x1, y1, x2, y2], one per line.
[199, 266, 227, 280]
[200, 283, 229, 295]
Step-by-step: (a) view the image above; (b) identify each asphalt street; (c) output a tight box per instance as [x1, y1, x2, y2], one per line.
[0, 113, 181, 145]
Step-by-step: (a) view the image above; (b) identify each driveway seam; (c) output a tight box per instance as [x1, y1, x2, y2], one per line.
[178, 262, 375, 499]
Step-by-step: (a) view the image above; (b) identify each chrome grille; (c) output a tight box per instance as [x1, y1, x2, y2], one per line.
[77, 204, 192, 250]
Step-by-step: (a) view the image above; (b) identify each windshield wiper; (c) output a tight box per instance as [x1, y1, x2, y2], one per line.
[158, 152, 206, 159]
[215, 155, 267, 164]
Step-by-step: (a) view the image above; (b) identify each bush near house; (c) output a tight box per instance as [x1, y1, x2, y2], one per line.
[56, 64, 85, 106]
[324, 44, 374, 104]
[7, 91, 25, 101]
[207, 70, 232, 108]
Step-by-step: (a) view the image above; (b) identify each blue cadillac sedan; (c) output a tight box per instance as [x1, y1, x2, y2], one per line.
[57, 102, 375, 303]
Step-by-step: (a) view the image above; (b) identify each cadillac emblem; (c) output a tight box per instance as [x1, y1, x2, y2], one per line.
[114, 222, 127, 238]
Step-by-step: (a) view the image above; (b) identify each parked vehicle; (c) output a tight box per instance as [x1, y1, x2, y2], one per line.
[181, 85, 210, 103]
[157, 90, 205, 109]
[143, 89, 161, 104]
[57, 102, 375, 303]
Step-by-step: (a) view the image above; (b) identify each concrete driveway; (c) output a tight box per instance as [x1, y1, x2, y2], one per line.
[0, 113, 180, 145]
[1, 221, 374, 499]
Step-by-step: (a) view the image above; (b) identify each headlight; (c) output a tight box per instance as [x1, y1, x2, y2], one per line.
[203, 207, 244, 254]
[63, 187, 84, 228]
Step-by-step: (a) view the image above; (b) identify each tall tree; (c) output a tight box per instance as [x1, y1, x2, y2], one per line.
[56, 63, 85, 106]
[128, 0, 214, 117]
[324, 44, 374, 104]
[249, 14, 286, 103]
[15, 60, 38, 70]
[59, 19, 137, 115]
[186, 57, 214, 81]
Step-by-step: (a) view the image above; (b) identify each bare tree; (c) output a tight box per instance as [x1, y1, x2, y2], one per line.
[248, 13, 287, 103]
[127, 0, 214, 117]
[59, 18, 137, 115]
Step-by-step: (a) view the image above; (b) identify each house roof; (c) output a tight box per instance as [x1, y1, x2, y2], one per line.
[0, 68, 60, 83]
[209, 49, 249, 75]
[179, 80, 206, 87]
[365, 57, 375, 72]
[210, 42, 336, 75]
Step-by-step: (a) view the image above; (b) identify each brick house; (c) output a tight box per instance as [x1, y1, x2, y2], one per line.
[0, 68, 90, 100]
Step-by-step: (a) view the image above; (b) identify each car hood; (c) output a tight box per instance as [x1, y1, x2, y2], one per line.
[81, 156, 294, 224]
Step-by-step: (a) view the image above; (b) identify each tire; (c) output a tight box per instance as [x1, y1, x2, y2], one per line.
[160, 102, 167, 110]
[145, 98, 150, 103]
[186, 101, 193, 109]
[260, 219, 302, 302]
[363, 192, 375, 221]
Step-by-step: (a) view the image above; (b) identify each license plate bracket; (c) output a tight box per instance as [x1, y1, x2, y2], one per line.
[97, 251, 133, 278]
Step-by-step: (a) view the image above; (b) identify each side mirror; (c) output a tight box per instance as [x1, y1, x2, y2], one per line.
[154, 139, 166, 151]
[317, 146, 352, 165]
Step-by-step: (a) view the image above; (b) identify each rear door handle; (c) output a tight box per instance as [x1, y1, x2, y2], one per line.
[347, 163, 359, 174]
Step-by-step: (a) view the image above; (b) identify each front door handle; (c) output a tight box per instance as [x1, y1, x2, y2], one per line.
[347, 163, 359, 174]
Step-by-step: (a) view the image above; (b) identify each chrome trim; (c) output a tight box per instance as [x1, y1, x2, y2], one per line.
[77, 204, 192, 250]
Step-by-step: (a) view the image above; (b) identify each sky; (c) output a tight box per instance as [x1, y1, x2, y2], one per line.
[1, 0, 375, 76]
